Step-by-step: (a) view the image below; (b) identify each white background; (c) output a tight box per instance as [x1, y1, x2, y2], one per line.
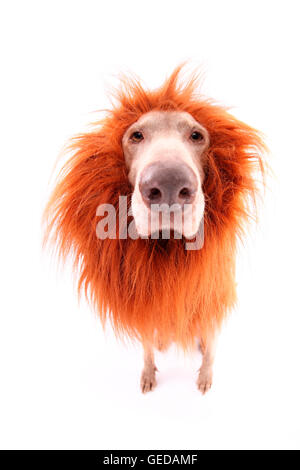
[0, 0, 299, 450]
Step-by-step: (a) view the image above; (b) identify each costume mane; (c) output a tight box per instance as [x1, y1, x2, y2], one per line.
[44, 65, 265, 349]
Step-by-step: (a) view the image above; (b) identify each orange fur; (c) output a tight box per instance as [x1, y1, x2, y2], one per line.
[44, 66, 265, 350]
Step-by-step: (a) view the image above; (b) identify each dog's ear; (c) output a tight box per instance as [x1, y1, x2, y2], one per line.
[43, 129, 130, 268]
[196, 107, 266, 236]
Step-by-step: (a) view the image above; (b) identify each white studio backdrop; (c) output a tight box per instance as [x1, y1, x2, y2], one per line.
[0, 0, 299, 450]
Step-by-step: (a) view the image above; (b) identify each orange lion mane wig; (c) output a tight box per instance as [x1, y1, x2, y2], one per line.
[44, 65, 265, 352]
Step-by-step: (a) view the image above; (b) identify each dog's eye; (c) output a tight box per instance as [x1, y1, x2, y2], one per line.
[190, 131, 204, 142]
[130, 131, 144, 142]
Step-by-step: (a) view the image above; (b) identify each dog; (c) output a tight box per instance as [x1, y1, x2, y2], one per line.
[44, 65, 265, 393]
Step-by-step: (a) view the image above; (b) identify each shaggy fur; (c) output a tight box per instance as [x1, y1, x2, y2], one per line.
[44, 65, 265, 351]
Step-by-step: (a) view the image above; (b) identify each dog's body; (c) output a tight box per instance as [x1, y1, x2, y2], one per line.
[44, 66, 265, 393]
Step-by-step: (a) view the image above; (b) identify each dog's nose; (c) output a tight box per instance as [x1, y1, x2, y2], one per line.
[139, 161, 198, 208]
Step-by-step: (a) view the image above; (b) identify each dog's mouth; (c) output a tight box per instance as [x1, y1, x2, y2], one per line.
[145, 228, 184, 240]
[146, 230, 188, 252]
[132, 201, 200, 239]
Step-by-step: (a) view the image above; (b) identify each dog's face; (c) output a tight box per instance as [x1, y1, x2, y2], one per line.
[122, 111, 209, 238]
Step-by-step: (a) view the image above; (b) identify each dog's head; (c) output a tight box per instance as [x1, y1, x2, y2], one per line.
[45, 65, 265, 248]
[122, 110, 209, 238]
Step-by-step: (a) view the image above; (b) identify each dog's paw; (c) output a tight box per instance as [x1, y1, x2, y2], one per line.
[196, 368, 213, 395]
[140, 366, 157, 393]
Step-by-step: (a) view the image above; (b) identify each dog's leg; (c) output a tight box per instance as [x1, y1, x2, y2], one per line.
[197, 329, 217, 394]
[140, 342, 157, 393]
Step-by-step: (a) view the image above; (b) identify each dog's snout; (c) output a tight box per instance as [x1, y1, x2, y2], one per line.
[139, 162, 198, 208]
